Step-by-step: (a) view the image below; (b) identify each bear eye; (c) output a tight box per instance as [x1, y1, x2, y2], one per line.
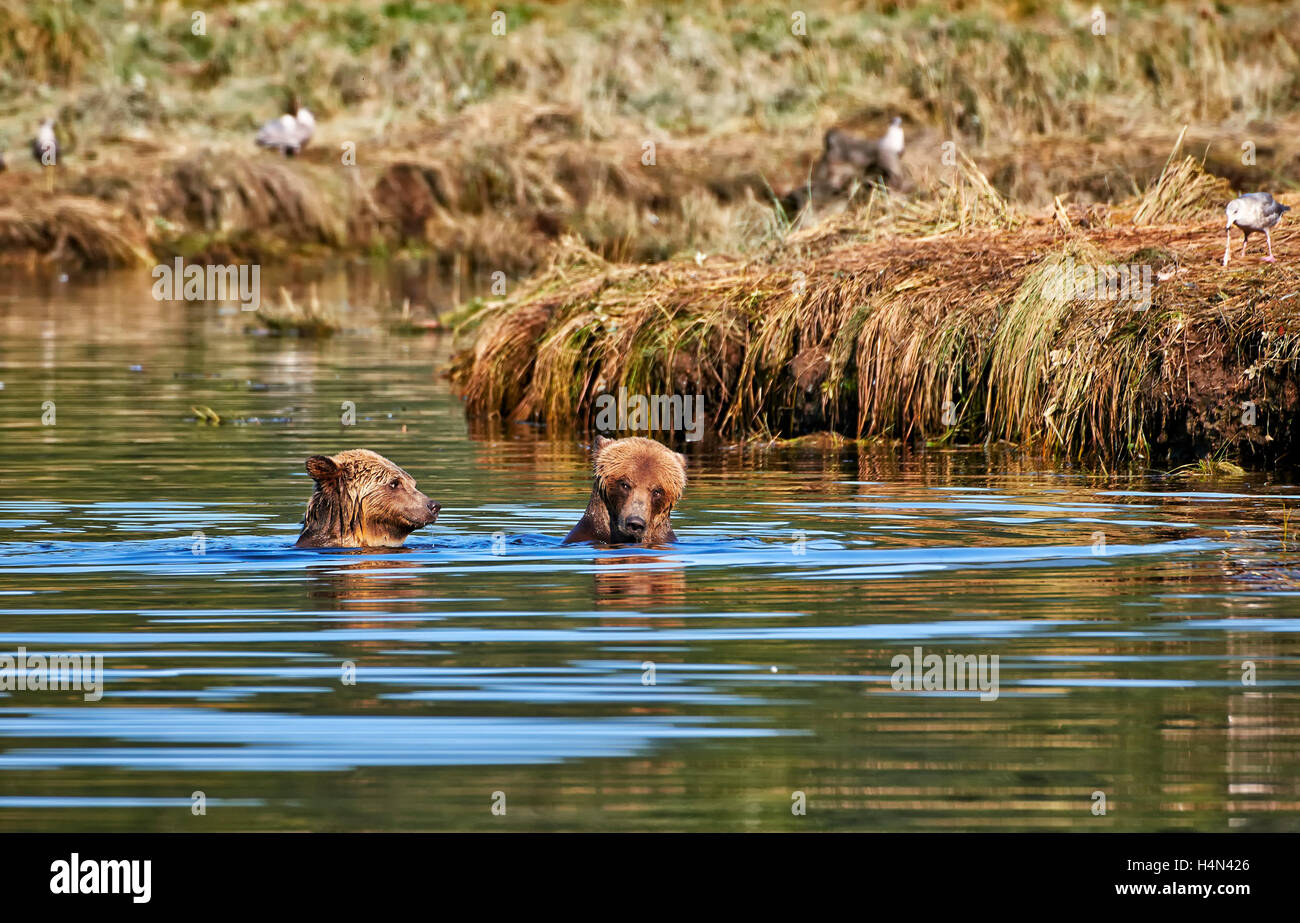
[389, 478, 401, 490]
[618, 479, 632, 491]
[652, 487, 664, 498]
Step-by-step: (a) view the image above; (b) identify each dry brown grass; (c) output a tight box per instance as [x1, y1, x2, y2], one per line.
[0, 0, 99, 85]
[0, 195, 150, 267]
[5, 1, 1299, 271]
[451, 184, 1300, 464]
[0, 146, 352, 267]
[0, 100, 793, 270]
[1129, 128, 1236, 227]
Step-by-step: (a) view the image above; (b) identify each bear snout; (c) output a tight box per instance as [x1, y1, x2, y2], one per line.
[426, 499, 441, 522]
[621, 514, 647, 537]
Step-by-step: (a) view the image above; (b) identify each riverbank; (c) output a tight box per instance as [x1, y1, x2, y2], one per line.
[449, 160, 1300, 464]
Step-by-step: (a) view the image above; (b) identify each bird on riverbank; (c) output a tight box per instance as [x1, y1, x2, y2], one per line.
[825, 117, 906, 184]
[30, 118, 59, 194]
[880, 116, 905, 160]
[781, 116, 908, 216]
[1223, 192, 1289, 267]
[31, 118, 58, 166]
[255, 107, 316, 157]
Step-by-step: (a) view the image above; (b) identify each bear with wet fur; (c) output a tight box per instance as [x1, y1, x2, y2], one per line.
[564, 436, 686, 545]
[295, 449, 440, 548]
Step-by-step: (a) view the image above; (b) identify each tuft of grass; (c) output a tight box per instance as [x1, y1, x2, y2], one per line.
[890, 149, 1016, 237]
[1129, 127, 1235, 227]
[1169, 457, 1248, 478]
[162, 152, 348, 251]
[254, 287, 342, 337]
[0, 0, 100, 85]
[0, 196, 151, 267]
[190, 405, 222, 425]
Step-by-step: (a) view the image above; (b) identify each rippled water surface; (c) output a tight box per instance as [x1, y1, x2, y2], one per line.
[2, 268, 1299, 831]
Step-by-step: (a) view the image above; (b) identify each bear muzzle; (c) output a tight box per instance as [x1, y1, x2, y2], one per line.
[390, 493, 440, 531]
[619, 514, 647, 539]
[405, 495, 440, 527]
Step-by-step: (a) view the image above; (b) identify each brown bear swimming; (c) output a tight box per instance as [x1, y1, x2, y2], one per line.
[563, 436, 686, 545]
[295, 449, 440, 548]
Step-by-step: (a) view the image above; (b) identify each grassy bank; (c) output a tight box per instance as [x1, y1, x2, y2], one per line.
[449, 152, 1300, 464]
[1, 1, 1299, 269]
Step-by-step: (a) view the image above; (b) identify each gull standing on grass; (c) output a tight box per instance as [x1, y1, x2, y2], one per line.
[255, 107, 316, 157]
[31, 118, 58, 166]
[878, 116, 906, 187]
[880, 116, 905, 159]
[31, 118, 59, 194]
[1223, 192, 1290, 266]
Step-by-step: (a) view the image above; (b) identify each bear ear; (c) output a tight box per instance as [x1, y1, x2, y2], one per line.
[675, 452, 687, 469]
[592, 435, 613, 457]
[305, 455, 341, 484]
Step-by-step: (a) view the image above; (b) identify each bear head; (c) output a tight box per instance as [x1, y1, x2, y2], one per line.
[295, 449, 440, 548]
[592, 435, 686, 544]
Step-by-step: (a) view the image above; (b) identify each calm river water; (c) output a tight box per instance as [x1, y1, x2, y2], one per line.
[1, 265, 1298, 831]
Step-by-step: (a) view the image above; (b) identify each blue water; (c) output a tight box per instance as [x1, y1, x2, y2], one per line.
[1, 273, 1299, 830]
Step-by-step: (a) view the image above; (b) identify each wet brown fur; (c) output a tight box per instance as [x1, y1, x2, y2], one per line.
[564, 436, 686, 545]
[295, 449, 440, 548]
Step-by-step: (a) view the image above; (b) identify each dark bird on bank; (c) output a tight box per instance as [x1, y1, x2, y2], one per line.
[1223, 192, 1289, 266]
[255, 107, 316, 157]
[31, 118, 58, 166]
[781, 117, 908, 216]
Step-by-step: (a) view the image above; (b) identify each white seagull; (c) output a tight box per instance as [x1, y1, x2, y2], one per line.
[1223, 192, 1289, 267]
[255, 107, 316, 157]
[31, 118, 58, 166]
[880, 116, 904, 159]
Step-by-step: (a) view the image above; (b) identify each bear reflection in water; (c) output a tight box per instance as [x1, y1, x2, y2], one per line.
[305, 554, 426, 610]
[592, 553, 687, 610]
